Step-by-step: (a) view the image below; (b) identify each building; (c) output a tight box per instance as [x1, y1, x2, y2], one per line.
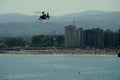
[104, 29, 120, 48]
[92, 28, 104, 48]
[65, 25, 119, 49]
[65, 25, 78, 48]
[83, 29, 91, 48]
[78, 28, 84, 48]
[83, 28, 104, 48]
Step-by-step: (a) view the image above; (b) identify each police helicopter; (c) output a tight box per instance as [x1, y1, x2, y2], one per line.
[35, 11, 51, 20]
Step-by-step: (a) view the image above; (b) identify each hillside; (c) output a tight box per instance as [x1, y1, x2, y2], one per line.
[0, 10, 120, 37]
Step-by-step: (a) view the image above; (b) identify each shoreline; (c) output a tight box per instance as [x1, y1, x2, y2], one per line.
[0, 49, 119, 55]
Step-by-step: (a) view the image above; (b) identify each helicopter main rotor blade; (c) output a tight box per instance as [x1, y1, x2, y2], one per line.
[34, 11, 47, 13]
[34, 12, 43, 13]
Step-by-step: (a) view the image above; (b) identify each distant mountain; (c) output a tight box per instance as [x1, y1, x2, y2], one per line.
[0, 21, 64, 38]
[0, 10, 120, 37]
[52, 10, 120, 29]
[0, 13, 37, 23]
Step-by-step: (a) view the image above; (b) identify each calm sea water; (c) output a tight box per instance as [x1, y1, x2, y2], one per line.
[0, 54, 120, 80]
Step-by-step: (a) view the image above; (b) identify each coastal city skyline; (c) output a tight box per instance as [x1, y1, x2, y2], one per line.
[0, 0, 120, 16]
[65, 25, 120, 48]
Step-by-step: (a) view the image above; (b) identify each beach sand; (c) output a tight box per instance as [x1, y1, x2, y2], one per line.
[0, 49, 119, 55]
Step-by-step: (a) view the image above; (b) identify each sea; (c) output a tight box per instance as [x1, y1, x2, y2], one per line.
[0, 54, 120, 80]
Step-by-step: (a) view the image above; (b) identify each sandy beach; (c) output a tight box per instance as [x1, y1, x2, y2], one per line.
[0, 49, 119, 55]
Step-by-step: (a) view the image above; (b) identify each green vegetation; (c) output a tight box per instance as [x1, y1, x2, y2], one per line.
[0, 37, 30, 48]
[31, 35, 64, 47]
[0, 35, 64, 48]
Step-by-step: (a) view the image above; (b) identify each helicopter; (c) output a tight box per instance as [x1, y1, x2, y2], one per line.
[35, 11, 51, 20]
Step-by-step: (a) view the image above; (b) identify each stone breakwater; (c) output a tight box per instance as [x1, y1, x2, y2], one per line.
[0, 49, 119, 55]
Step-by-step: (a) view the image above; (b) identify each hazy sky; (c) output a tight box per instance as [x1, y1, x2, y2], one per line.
[0, 0, 120, 16]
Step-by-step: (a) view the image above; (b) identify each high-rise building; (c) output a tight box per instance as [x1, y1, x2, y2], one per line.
[65, 25, 119, 49]
[78, 28, 84, 48]
[93, 28, 104, 48]
[83, 29, 91, 48]
[65, 25, 78, 48]
[83, 28, 104, 48]
[104, 29, 120, 48]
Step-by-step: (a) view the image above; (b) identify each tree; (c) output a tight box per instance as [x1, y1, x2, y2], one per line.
[55, 35, 64, 47]
[31, 35, 54, 47]
[31, 35, 65, 47]
[3, 37, 27, 48]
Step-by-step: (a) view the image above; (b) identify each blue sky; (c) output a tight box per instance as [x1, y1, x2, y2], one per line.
[0, 0, 120, 16]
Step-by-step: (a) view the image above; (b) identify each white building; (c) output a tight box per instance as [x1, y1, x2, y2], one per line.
[65, 25, 78, 48]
